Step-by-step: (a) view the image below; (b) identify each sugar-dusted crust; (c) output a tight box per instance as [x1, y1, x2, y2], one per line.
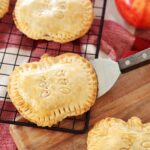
[13, 0, 94, 43]
[87, 117, 150, 150]
[8, 53, 98, 127]
[0, 0, 9, 18]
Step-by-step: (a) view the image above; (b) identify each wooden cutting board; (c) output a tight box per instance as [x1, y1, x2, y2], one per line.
[9, 64, 150, 150]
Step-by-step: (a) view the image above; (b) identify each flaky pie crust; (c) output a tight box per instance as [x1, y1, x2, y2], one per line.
[8, 53, 98, 127]
[0, 0, 9, 18]
[87, 117, 150, 150]
[13, 0, 94, 43]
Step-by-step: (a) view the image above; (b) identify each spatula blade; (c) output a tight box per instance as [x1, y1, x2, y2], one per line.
[91, 58, 121, 97]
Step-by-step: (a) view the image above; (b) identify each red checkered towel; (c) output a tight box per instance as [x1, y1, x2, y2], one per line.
[0, 102, 16, 150]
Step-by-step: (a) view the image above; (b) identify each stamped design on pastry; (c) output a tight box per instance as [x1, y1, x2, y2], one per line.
[13, 0, 94, 43]
[39, 76, 50, 98]
[87, 117, 150, 150]
[8, 53, 98, 127]
[53, 1, 67, 19]
[39, 70, 71, 97]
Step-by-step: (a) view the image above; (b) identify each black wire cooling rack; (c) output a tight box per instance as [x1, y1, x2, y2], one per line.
[0, 0, 107, 134]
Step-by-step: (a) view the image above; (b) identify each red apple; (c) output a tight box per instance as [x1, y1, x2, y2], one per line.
[115, 0, 150, 29]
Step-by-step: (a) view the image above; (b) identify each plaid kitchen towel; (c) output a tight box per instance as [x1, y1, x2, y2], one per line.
[0, 102, 16, 150]
[1, 0, 150, 149]
[0, 124, 16, 150]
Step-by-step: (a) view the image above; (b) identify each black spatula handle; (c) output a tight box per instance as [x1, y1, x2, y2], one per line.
[119, 48, 150, 73]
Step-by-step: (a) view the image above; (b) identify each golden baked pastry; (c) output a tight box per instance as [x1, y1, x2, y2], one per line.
[14, 0, 94, 43]
[87, 117, 150, 150]
[0, 0, 9, 18]
[8, 53, 98, 127]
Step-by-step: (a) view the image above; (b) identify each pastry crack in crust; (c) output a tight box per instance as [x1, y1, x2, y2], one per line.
[8, 53, 98, 127]
[13, 0, 94, 43]
[0, 0, 9, 18]
[87, 117, 150, 150]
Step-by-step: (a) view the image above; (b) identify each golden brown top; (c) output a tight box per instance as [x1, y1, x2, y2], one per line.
[14, 0, 94, 43]
[8, 53, 98, 127]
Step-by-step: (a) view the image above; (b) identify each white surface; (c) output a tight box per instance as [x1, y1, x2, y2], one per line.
[105, 0, 135, 34]
[91, 57, 121, 97]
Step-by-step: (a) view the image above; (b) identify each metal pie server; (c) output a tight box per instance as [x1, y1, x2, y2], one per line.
[90, 48, 150, 97]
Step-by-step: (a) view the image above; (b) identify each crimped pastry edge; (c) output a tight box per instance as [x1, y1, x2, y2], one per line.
[87, 117, 150, 150]
[13, 0, 94, 43]
[0, 0, 9, 18]
[8, 53, 98, 127]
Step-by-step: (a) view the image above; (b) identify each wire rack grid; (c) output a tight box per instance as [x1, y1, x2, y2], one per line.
[0, 0, 107, 134]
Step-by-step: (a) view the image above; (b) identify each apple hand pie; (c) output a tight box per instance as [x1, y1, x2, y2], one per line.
[8, 53, 98, 127]
[87, 117, 150, 150]
[0, 0, 9, 18]
[13, 0, 94, 43]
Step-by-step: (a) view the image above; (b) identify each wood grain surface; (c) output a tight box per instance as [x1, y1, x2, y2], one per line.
[9, 64, 150, 150]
